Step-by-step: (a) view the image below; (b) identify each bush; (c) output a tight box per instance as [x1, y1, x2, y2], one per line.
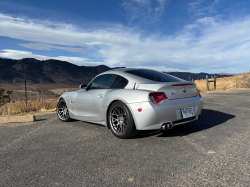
[237, 74, 250, 88]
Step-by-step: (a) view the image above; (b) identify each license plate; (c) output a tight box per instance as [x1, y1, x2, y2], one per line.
[181, 107, 194, 118]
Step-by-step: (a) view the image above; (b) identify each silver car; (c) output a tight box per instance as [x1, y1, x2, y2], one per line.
[57, 68, 203, 138]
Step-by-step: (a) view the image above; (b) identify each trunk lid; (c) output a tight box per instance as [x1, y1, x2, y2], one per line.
[137, 82, 196, 100]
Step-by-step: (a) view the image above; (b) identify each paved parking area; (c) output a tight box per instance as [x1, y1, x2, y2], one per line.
[0, 90, 250, 186]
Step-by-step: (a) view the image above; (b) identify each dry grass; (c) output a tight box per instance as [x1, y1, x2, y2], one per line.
[195, 74, 250, 93]
[0, 99, 57, 116]
[50, 88, 78, 95]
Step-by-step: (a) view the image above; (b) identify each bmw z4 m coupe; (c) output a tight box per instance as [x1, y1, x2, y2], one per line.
[57, 68, 203, 139]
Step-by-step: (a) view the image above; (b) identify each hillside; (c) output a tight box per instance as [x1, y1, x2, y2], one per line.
[0, 58, 114, 84]
[0, 57, 233, 84]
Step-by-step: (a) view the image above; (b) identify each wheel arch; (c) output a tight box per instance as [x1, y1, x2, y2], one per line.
[105, 99, 138, 130]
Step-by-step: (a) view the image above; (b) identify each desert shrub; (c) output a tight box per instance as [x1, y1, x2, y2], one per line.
[237, 74, 250, 88]
[0, 98, 11, 105]
[0, 88, 14, 106]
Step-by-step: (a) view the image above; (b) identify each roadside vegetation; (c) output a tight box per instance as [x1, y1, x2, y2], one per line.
[195, 73, 250, 93]
[0, 99, 57, 116]
[0, 86, 58, 116]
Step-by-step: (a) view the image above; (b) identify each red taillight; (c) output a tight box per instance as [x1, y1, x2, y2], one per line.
[196, 90, 199, 96]
[149, 92, 168, 104]
[196, 89, 201, 97]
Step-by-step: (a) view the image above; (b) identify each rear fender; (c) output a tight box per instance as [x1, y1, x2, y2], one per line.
[103, 89, 151, 130]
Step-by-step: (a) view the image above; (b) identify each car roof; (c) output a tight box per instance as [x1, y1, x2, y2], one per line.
[104, 68, 137, 72]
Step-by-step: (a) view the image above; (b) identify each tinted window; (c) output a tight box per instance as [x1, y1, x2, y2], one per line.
[110, 75, 128, 89]
[89, 74, 116, 89]
[126, 69, 181, 82]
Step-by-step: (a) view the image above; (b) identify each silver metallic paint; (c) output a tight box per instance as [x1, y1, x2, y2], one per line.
[59, 68, 203, 130]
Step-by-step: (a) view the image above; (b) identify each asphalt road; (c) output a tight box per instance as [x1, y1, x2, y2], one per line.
[0, 90, 250, 186]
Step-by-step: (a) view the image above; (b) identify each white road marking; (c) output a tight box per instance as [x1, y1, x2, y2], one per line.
[183, 137, 208, 155]
[0, 117, 57, 152]
[208, 150, 216, 154]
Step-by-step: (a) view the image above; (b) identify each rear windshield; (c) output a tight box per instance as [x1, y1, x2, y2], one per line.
[126, 69, 181, 82]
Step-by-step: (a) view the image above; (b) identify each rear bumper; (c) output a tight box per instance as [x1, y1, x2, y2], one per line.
[127, 96, 203, 130]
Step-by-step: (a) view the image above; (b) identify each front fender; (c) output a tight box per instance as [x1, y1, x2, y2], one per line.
[58, 91, 79, 115]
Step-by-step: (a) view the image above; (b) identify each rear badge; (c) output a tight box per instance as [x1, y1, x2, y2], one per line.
[171, 92, 176, 95]
[183, 88, 187, 93]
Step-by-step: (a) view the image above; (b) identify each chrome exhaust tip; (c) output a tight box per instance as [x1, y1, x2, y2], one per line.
[161, 123, 173, 130]
[161, 124, 166, 130]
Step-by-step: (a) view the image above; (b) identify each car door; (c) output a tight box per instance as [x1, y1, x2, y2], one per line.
[75, 74, 116, 121]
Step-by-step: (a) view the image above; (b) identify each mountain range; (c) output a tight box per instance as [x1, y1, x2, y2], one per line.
[0, 58, 233, 84]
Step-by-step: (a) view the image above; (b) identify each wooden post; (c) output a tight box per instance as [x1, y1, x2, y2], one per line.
[25, 77, 27, 106]
[206, 76, 209, 91]
[235, 76, 237, 87]
[214, 75, 217, 90]
[192, 78, 194, 81]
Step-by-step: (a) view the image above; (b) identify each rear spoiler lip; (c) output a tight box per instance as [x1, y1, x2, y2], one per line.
[172, 83, 194, 86]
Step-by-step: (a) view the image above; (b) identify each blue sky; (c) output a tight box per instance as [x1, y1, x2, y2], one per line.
[0, 0, 250, 73]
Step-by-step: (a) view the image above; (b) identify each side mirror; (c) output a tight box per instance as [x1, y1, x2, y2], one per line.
[79, 84, 87, 89]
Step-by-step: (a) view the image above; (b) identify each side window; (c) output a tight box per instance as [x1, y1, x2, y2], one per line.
[110, 75, 128, 89]
[89, 74, 116, 89]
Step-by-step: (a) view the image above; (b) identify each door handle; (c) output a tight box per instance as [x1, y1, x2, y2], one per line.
[98, 94, 103, 98]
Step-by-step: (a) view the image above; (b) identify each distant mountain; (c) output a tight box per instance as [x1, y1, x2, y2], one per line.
[165, 71, 233, 81]
[0, 57, 233, 84]
[0, 58, 120, 84]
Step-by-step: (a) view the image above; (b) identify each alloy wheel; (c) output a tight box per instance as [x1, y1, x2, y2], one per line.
[110, 105, 128, 135]
[57, 101, 70, 120]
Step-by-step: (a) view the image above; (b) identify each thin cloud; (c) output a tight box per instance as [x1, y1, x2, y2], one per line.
[122, 0, 169, 24]
[0, 13, 250, 73]
[20, 43, 86, 53]
[188, 0, 218, 16]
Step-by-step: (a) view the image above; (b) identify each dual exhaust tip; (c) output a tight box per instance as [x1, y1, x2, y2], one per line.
[161, 123, 173, 130]
[161, 114, 203, 130]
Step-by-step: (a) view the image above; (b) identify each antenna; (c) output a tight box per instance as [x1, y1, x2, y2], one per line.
[133, 82, 136, 89]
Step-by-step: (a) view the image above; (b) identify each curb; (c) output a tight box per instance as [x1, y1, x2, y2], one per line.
[0, 115, 36, 124]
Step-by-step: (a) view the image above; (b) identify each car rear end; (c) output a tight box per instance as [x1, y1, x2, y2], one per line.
[124, 69, 203, 130]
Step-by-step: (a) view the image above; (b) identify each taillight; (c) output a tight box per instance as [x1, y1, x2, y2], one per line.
[149, 92, 168, 104]
[196, 89, 201, 98]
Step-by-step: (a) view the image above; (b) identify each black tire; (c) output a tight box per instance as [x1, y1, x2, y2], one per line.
[108, 101, 139, 139]
[57, 99, 71, 122]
